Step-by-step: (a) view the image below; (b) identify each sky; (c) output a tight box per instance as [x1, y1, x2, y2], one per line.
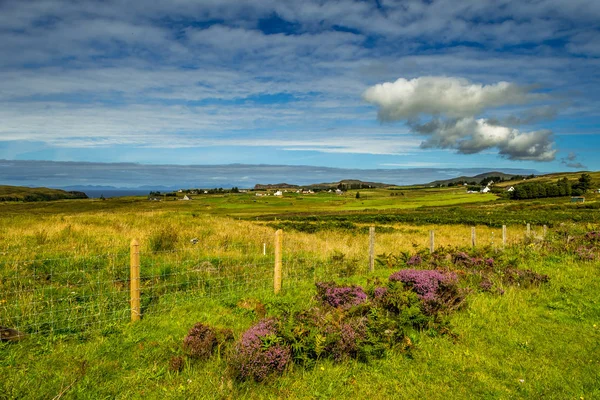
[0, 0, 599, 186]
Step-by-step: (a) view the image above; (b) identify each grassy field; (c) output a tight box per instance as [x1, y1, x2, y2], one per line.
[1, 185, 600, 399]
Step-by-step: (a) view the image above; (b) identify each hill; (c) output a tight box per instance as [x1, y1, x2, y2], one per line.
[254, 179, 393, 191]
[428, 171, 529, 186]
[0, 185, 88, 202]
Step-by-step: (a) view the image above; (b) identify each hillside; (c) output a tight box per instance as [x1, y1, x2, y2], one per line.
[254, 179, 393, 190]
[0, 185, 88, 202]
[428, 171, 527, 186]
[494, 170, 600, 188]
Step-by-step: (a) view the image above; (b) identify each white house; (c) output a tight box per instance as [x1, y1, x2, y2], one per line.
[182, 195, 192, 200]
[481, 187, 491, 193]
[506, 186, 515, 192]
[274, 190, 283, 196]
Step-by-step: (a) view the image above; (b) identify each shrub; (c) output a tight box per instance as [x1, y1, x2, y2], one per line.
[504, 268, 549, 287]
[406, 254, 422, 266]
[315, 282, 367, 309]
[183, 323, 233, 360]
[148, 228, 178, 252]
[183, 323, 218, 359]
[389, 269, 457, 301]
[389, 269, 465, 315]
[329, 318, 368, 361]
[229, 319, 292, 382]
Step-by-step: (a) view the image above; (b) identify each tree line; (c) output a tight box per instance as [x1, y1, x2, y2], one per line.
[510, 174, 592, 200]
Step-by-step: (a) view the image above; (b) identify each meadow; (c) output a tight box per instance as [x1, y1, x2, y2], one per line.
[1, 185, 599, 399]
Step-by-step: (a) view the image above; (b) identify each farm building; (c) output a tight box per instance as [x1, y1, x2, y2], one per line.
[274, 190, 283, 196]
[571, 196, 585, 203]
[506, 186, 515, 192]
[182, 195, 192, 200]
[481, 187, 491, 193]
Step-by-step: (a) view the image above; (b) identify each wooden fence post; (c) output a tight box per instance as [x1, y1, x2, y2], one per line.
[274, 230, 282, 294]
[130, 239, 141, 322]
[369, 226, 375, 273]
[429, 230, 435, 254]
[502, 225, 507, 248]
[543, 225, 547, 238]
[263, 243, 266, 256]
[471, 227, 476, 248]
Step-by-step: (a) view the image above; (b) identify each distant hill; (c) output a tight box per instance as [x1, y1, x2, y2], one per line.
[254, 179, 393, 190]
[0, 186, 88, 202]
[254, 183, 300, 190]
[428, 171, 531, 186]
[309, 179, 393, 190]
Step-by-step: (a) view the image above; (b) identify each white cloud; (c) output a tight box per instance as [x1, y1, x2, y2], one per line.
[364, 76, 558, 161]
[362, 76, 536, 120]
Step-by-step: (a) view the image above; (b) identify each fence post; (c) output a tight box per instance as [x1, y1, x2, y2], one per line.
[527, 223, 531, 238]
[429, 230, 435, 254]
[369, 226, 375, 272]
[263, 243, 266, 256]
[274, 230, 282, 294]
[130, 239, 141, 322]
[502, 225, 507, 248]
[471, 227, 476, 248]
[543, 225, 547, 239]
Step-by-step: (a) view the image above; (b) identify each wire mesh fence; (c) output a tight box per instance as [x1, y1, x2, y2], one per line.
[0, 238, 338, 338]
[0, 224, 544, 339]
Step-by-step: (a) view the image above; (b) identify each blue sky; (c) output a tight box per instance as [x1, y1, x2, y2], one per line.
[0, 0, 599, 185]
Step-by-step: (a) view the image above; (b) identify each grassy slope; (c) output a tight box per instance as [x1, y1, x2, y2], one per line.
[1, 253, 598, 399]
[0, 185, 87, 201]
[495, 171, 600, 188]
[1, 187, 600, 399]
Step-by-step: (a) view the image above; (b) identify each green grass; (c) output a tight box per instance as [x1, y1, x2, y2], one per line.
[2, 186, 600, 398]
[1, 251, 598, 399]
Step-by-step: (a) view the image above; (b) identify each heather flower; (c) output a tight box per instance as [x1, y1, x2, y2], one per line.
[330, 318, 367, 361]
[504, 268, 549, 287]
[471, 257, 484, 266]
[315, 282, 367, 309]
[373, 286, 387, 299]
[479, 278, 493, 292]
[230, 319, 291, 382]
[389, 269, 457, 302]
[406, 255, 422, 266]
[575, 245, 596, 261]
[585, 231, 600, 241]
[485, 258, 495, 268]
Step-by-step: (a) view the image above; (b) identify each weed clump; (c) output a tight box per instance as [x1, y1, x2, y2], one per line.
[169, 356, 184, 372]
[183, 323, 218, 359]
[148, 228, 178, 252]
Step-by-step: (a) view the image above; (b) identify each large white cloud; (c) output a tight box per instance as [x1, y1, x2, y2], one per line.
[362, 76, 535, 120]
[363, 76, 557, 162]
[417, 118, 556, 161]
